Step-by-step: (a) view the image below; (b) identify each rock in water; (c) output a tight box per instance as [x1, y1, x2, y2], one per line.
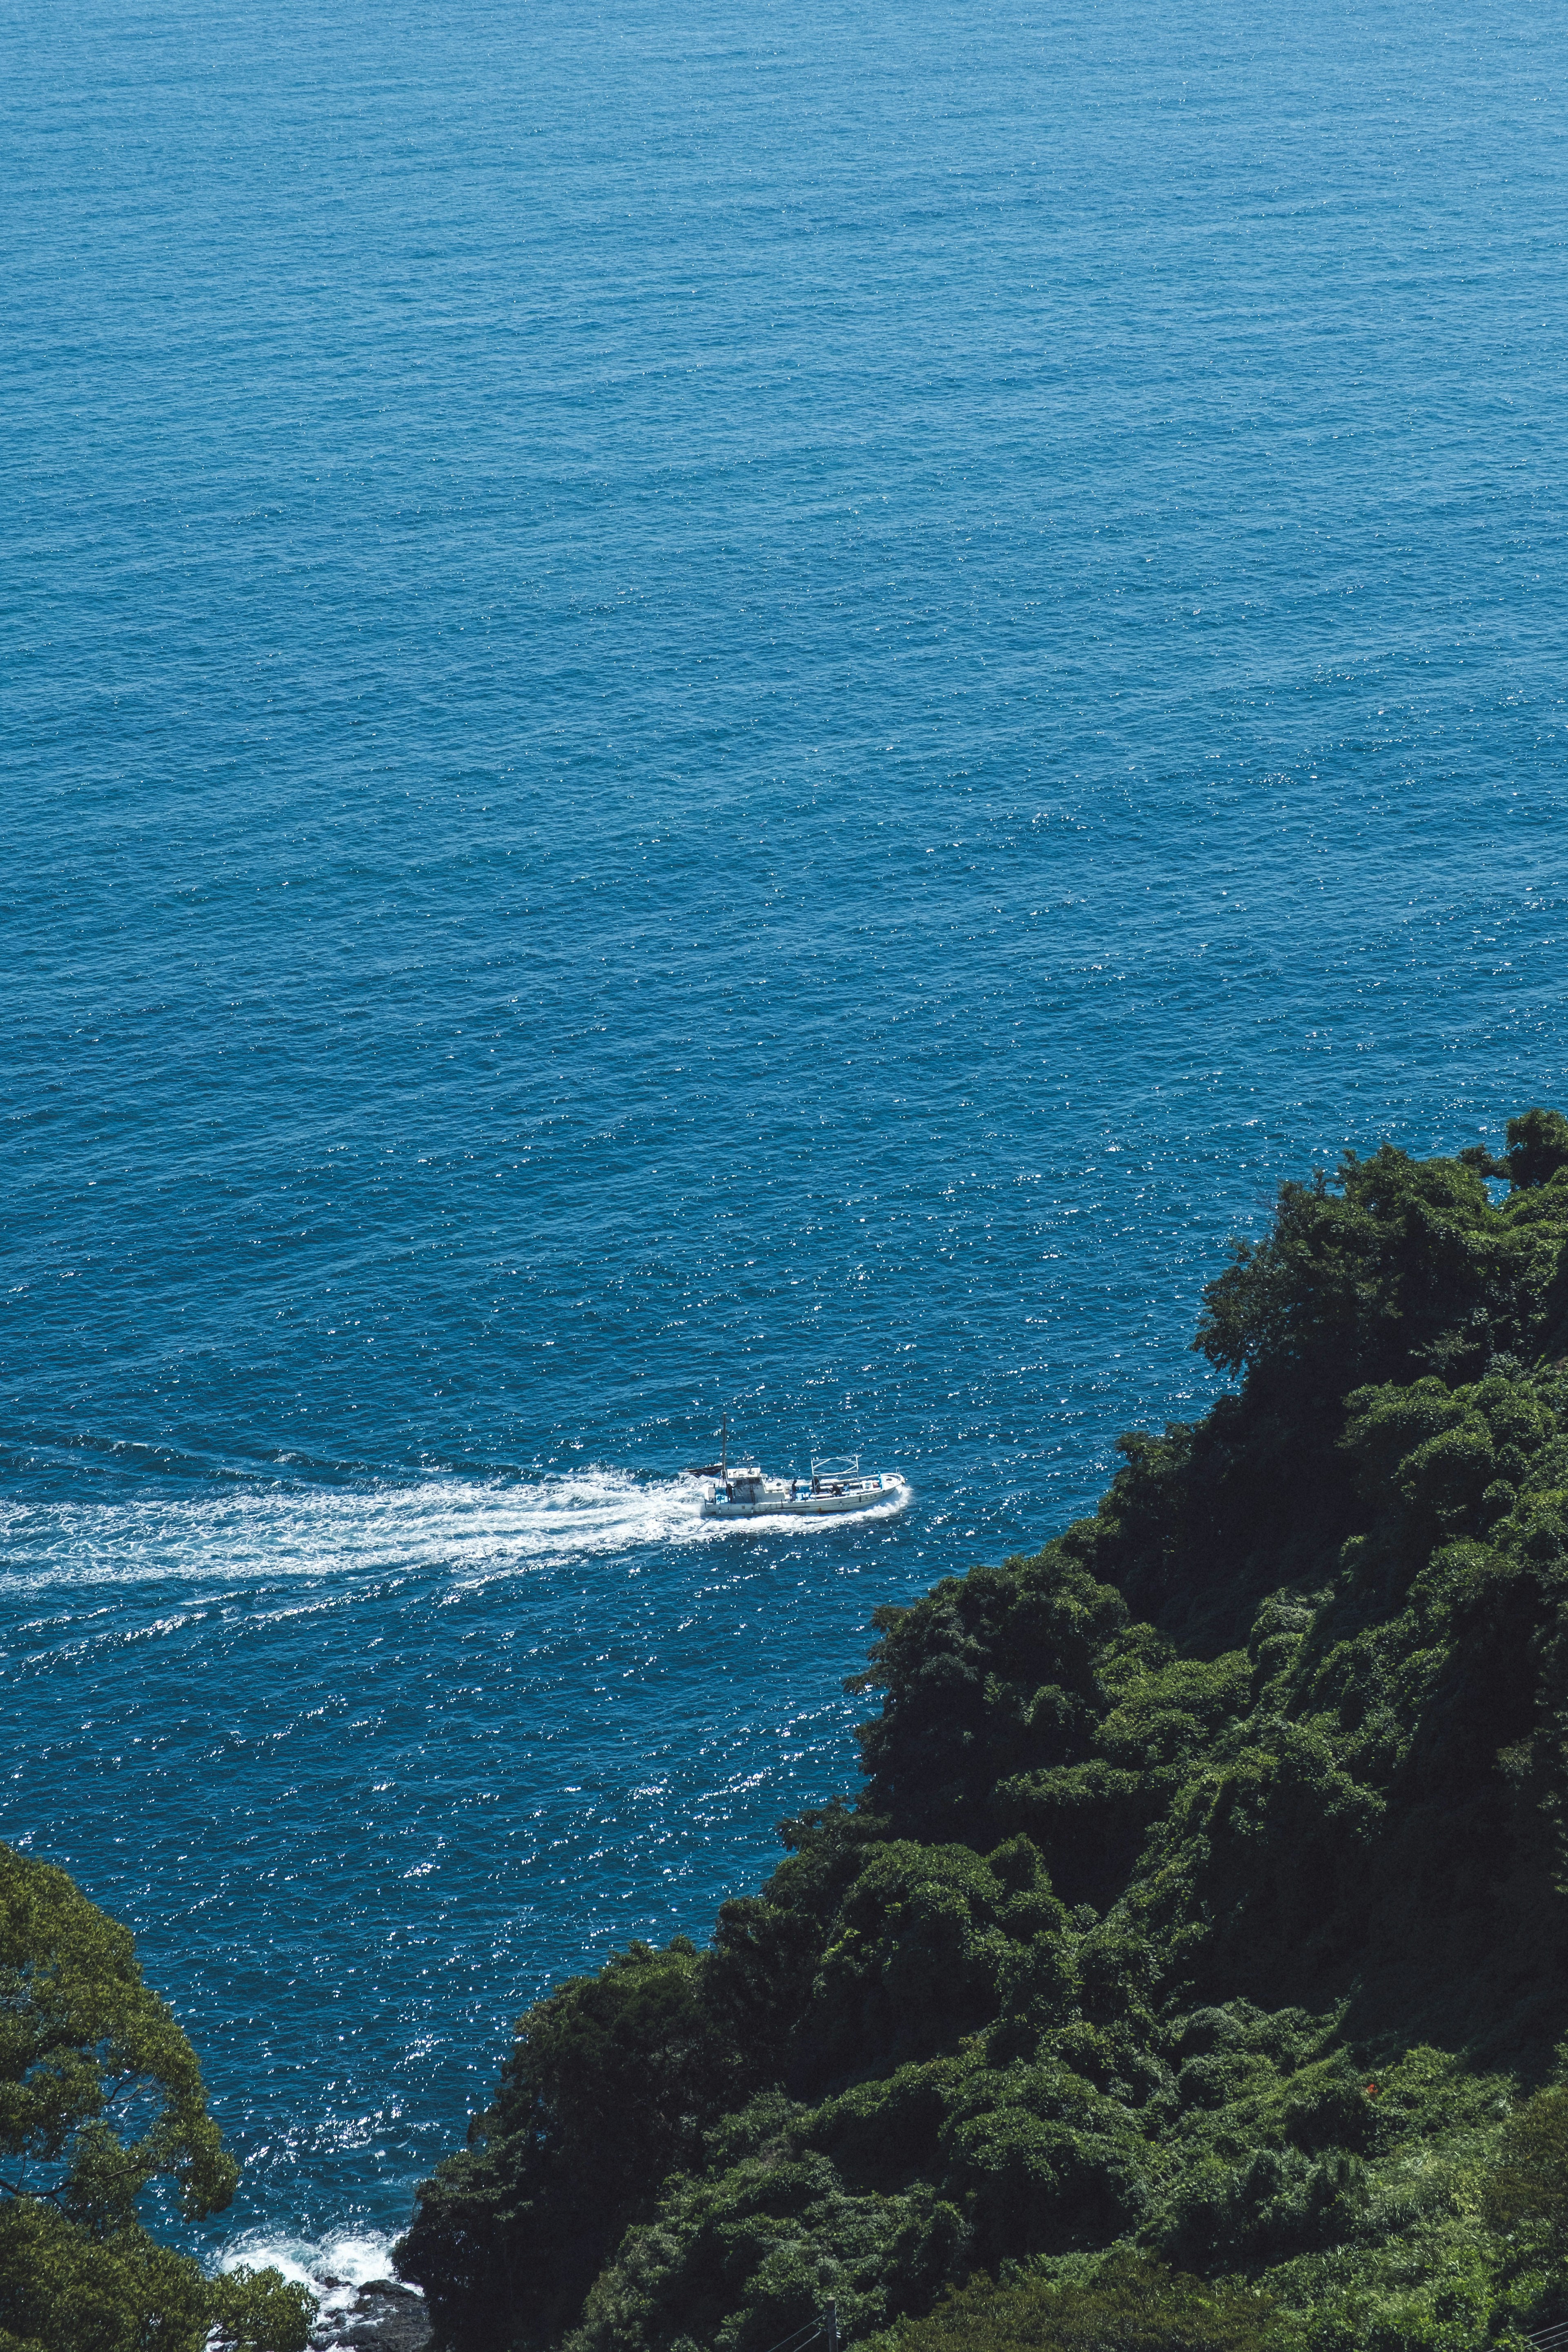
[309, 2278, 431, 2352]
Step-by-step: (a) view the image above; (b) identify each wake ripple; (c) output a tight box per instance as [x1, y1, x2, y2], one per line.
[0, 1469, 906, 1590]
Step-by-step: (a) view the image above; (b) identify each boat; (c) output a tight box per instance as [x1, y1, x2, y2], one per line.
[685, 1418, 909, 1521]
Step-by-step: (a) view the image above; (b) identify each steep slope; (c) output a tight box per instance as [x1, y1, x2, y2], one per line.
[398, 1113, 1568, 2352]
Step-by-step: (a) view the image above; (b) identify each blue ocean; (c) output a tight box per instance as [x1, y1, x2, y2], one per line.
[4, 0, 1566, 2293]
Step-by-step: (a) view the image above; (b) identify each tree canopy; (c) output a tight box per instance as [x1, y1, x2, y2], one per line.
[0, 1844, 312, 2352]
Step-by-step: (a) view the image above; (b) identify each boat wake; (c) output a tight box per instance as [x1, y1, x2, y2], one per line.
[0, 1466, 908, 1590]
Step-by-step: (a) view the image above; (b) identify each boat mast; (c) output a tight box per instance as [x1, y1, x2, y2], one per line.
[720, 1412, 728, 1477]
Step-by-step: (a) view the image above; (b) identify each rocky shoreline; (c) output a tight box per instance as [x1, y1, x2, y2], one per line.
[307, 2276, 431, 2352]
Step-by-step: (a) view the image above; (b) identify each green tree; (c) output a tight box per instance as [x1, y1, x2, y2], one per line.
[1504, 1109, 1568, 1192]
[1483, 2083, 1568, 2238]
[396, 1936, 759, 2352]
[885, 2254, 1278, 2352]
[0, 1843, 312, 2352]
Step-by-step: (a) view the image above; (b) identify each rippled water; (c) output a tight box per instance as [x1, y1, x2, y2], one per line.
[4, 0, 1567, 2270]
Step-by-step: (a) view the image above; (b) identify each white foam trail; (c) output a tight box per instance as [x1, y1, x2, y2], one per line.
[0, 1468, 905, 1590]
[0, 1472, 701, 1589]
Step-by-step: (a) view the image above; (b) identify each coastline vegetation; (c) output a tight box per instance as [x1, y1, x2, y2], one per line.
[0, 1844, 312, 2352]
[16, 1112, 1568, 2351]
[398, 1110, 1568, 2352]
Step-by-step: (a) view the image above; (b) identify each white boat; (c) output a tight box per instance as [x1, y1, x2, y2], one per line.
[686, 1421, 909, 1521]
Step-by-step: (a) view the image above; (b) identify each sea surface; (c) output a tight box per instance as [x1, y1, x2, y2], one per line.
[4, 0, 1567, 2287]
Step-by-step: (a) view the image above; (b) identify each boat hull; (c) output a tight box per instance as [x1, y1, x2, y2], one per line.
[699, 1474, 908, 1521]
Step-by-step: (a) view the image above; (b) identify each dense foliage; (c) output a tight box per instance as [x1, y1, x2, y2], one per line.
[0, 1843, 313, 2352]
[889, 2255, 1279, 2352]
[399, 1113, 1568, 2352]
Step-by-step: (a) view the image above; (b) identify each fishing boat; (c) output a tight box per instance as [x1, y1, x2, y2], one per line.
[685, 1419, 909, 1521]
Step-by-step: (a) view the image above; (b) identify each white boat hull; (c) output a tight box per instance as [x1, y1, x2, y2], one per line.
[699, 1473, 908, 1521]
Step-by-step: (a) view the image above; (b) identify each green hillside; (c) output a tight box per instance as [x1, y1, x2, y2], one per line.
[397, 1113, 1568, 2352]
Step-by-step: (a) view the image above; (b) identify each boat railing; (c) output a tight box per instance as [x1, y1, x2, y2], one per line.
[810, 1453, 862, 1481]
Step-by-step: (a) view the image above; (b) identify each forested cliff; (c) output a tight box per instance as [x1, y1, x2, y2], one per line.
[397, 1114, 1568, 2352]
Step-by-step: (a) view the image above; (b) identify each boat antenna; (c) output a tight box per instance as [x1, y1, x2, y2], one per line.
[720, 1411, 728, 1477]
